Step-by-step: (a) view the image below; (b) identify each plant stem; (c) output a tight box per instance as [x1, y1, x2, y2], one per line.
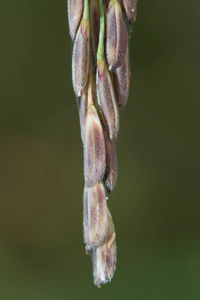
[97, 0, 105, 61]
[83, 0, 89, 20]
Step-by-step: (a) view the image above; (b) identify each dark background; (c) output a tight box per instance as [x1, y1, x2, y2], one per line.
[0, 1, 200, 299]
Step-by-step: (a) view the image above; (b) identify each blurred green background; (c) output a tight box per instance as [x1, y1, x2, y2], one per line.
[0, 1, 200, 299]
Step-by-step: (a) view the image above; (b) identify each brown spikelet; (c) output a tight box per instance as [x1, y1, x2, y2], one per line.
[90, 0, 100, 66]
[122, 0, 138, 23]
[106, 0, 128, 71]
[84, 104, 106, 187]
[83, 182, 108, 248]
[68, 0, 84, 40]
[113, 47, 130, 110]
[72, 18, 90, 97]
[92, 209, 117, 287]
[96, 58, 119, 140]
[104, 132, 118, 192]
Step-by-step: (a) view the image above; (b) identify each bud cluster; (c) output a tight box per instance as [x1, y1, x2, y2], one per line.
[68, 0, 138, 286]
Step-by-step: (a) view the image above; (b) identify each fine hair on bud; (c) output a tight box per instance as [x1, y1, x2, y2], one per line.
[68, 0, 84, 40]
[106, 0, 128, 71]
[96, 58, 119, 140]
[92, 209, 117, 287]
[72, 17, 90, 97]
[113, 46, 130, 110]
[83, 182, 108, 248]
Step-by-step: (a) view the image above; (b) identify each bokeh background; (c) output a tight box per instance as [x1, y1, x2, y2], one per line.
[0, 1, 200, 299]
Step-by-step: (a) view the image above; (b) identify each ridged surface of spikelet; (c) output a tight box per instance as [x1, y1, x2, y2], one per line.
[67, 0, 138, 287]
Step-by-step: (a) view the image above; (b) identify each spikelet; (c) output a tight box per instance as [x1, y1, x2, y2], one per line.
[72, 4, 90, 97]
[83, 102, 106, 187]
[92, 209, 117, 287]
[83, 182, 108, 248]
[96, 58, 119, 140]
[113, 47, 130, 110]
[106, 0, 128, 71]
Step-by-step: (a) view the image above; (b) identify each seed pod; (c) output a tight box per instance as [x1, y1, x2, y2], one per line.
[72, 17, 90, 97]
[92, 209, 117, 287]
[90, 0, 100, 66]
[83, 182, 108, 248]
[104, 132, 118, 192]
[106, 0, 128, 71]
[68, 0, 84, 40]
[113, 47, 130, 110]
[96, 58, 119, 140]
[84, 103, 106, 186]
[122, 0, 138, 23]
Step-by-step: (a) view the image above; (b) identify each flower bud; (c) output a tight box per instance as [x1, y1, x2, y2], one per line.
[83, 182, 108, 248]
[113, 47, 130, 110]
[68, 0, 84, 40]
[72, 18, 90, 97]
[122, 0, 138, 23]
[96, 58, 119, 140]
[84, 104, 106, 187]
[106, 0, 128, 71]
[92, 209, 117, 287]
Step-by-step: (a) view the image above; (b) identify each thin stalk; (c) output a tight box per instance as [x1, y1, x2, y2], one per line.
[97, 0, 105, 61]
[83, 0, 89, 20]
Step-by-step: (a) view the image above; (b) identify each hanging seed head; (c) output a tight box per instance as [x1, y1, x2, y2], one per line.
[83, 182, 108, 248]
[83, 103, 106, 187]
[122, 0, 138, 23]
[68, 0, 84, 40]
[113, 47, 130, 110]
[72, 16, 90, 97]
[104, 132, 118, 192]
[92, 209, 117, 287]
[90, 0, 100, 66]
[96, 58, 119, 140]
[106, 0, 128, 71]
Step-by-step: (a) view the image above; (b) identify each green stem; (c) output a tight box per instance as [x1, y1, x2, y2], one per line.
[97, 0, 105, 61]
[83, 0, 89, 20]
